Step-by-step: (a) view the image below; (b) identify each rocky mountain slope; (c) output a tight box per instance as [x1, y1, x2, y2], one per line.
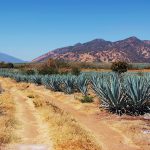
[32, 37, 150, 63]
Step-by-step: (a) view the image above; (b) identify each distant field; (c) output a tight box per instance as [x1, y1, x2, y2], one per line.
[13, 62, 150, 70]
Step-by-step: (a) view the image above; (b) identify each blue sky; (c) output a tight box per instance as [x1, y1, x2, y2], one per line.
[0, 0, 150, 61]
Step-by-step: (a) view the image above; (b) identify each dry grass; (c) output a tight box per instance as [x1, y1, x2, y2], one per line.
[0, 91, 18, 147]
[32, 96, 101, 150]
[111, 119, 150, 149]
[0, 84, 3, 93]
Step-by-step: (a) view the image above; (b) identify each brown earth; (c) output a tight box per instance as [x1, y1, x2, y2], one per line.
[0, 77, 149, 150]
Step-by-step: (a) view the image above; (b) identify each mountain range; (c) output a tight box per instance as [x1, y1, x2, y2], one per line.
[32, 37, 150, 63]
[0, 52, 25, 63]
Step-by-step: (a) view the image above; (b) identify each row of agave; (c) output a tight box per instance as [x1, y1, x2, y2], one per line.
[0, 69, 89, 95]
[91, 74, 150, 115]
[0, 69, 149, 115]
[42, 74, 89, 95]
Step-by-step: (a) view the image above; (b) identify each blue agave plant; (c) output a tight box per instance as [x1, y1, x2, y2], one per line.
[28, 75, 42, 85]
[92, 74, 127, 115]
[76, 75, 89, 96]
[61, 75, 76, 94]
[124, 76, 150, 115]
[42, 75, 62, 91]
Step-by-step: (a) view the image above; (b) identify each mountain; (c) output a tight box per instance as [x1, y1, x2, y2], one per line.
[144, 40, 150, 45]
[32, 37, 150, 63]
[0, 52, 25, 63]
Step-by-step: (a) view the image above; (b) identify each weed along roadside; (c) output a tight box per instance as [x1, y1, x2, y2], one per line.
[0, 83, 19, 148]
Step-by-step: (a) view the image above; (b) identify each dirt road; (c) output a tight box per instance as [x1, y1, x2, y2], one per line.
[0, 77, 149, 150]
[0, 78, 53, 150]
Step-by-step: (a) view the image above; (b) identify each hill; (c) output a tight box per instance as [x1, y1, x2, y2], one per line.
[0, 52, 25, 63]
[32, 37, 150, 63]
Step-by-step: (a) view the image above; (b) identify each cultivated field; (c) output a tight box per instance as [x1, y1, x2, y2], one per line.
[0, 69, 149, 150]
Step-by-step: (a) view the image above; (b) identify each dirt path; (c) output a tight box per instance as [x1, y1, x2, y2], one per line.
[0, 77, 149, 150]
[31, 89, 141, 150]
[0, 79, 53, 150]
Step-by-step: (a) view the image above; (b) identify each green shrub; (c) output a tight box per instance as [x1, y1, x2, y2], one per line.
[22, 69, 36, 75]
[137, 71, 144, 76]
[38, 67, 59, 75]
[111, 61, 128, 74]
[0, 84, 3, 94]
[71, 67, 80, 76]
[6, 63, 14, 68]
[27, 95, 35, 98]
[58, 68, 70, 75]
[0, 62, 14, 68]
[81, 95, 93, 103]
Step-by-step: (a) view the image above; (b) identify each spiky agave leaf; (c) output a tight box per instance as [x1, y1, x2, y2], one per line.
[42, 75, 62, 91]
[92, 74, 127, 115]
[28, 75, 42, 85]
[62, 75, 76, 94]
[13, 74, 23, 82]
[76, 75, 89, 96]
[91, 73, 107, 95]
[124, 76, 150, 115]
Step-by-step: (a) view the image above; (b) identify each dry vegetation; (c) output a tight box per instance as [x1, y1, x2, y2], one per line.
[31, 93, 101, 150]
[0, 84, 3, 93]
[0, 85, 18, 147]
[110, 119, 150, 150]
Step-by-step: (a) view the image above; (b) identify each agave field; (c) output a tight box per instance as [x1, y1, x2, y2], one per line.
[0, 69, 149, 116]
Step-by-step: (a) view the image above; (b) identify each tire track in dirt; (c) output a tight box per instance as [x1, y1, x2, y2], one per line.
[25, 84, 141, 150]
[0, 78, 53, 150]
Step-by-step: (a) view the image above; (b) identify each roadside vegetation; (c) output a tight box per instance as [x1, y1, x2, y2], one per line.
[30, 94, 101, 150]
[0, 84, 18, 147]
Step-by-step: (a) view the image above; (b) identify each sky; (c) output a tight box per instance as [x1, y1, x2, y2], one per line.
[0, 0, 150, 61]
